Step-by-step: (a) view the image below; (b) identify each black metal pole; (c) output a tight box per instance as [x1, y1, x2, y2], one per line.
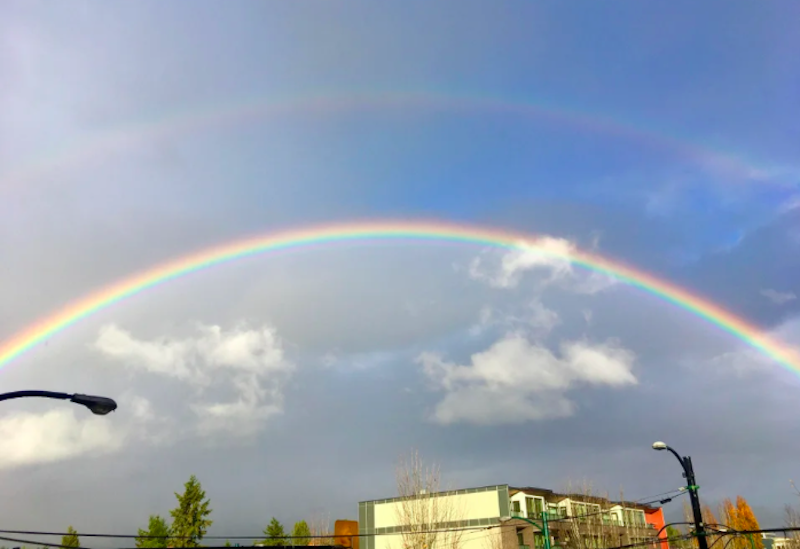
[664, 446, 708, 549]
[0, 390, 71, 403]
[683, 456, 709, 549]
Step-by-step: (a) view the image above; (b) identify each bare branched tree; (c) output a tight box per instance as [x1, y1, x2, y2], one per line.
[394, 449, 465, 549]
[308, 511, 334, 547]
[784, 481, 800, 549]
[480, 529, 505, 549]
[557, 480, 628, 549]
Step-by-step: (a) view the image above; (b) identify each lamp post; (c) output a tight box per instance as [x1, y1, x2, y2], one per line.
[500, 513, 552, 549]
[0, 391, 117, 415]
[652, 442, 708, 549]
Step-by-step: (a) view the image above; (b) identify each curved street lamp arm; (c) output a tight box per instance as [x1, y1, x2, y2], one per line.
[663, 446, 688, 472]
[0, 391, 117, 415]
[0, 390, 71, 403]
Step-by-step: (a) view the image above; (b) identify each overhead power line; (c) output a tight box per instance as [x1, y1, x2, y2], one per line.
[9, 524, 796, 549]
[0, 489, 688, 544]
[546, 489, 689, 524]
[0, 533, 95, 549]
[0, 524, 498, 541]
[0, 489, 756, 549]
[632, 488, 687, 503]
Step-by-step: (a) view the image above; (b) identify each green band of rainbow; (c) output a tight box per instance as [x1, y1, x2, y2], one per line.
[1, 220, 797, 372]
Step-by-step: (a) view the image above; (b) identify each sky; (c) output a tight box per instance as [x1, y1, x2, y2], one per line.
[1, 0, 800, 545]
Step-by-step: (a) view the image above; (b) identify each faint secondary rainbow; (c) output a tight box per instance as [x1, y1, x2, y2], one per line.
[1, 90, 770, 192]
[0, 220, 798, 374]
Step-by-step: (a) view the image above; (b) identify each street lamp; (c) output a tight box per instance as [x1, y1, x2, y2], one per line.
[0, 391, 117, 415]
[652, 442, 708, 549]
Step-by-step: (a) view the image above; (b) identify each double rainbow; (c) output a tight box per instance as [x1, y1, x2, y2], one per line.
[2, 91, 769, 193]
[0, 220, 797, 373]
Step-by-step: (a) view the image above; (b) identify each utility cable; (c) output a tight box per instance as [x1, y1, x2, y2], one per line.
[0, 533, 94, 549]
[545, 489, 688, 524]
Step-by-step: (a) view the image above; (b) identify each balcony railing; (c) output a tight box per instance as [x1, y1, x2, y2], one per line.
[513, 510, 551, 520]
[544, 509, 567, 519]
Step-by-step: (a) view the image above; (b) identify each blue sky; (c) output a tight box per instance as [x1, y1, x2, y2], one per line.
[1, 0, 799, 544]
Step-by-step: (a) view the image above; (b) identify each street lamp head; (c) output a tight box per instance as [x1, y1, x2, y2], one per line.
[70, 394, 117, 415]
[652, 441, 668, 450]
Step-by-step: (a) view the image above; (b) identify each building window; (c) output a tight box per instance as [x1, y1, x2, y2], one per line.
[527, 497, 544, 518]
[550, 505, 566, 519]
[623, 509, 646, 527]
[572, 502, 593, 522]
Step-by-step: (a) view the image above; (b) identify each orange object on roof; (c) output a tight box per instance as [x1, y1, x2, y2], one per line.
[335, 520, 359, 549]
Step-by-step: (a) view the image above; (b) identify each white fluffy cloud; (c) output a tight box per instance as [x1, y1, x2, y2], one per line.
[468, 238, 617, 294]
[95, 323, 294, 436]
[0, 392, 169, 470]
[469, 237, 574, 289]
[0, 408, 124, 469]
[95, 325, 198, 381]
[760, 288, 797, 305]
[418, 333, 637, 425]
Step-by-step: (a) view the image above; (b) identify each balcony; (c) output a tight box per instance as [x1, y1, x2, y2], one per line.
[544, 509, 567, 520]
[512, 510, 527, 519]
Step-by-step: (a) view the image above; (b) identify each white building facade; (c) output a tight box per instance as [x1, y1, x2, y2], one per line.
[359, 485, 512, 549]
[358, 485, 659, 549]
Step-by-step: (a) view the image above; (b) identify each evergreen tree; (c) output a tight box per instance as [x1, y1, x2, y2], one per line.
[292, 521, 311, 546]
[224, 542, 232, 548]
[736, 496, 764, 549]
[169, 475, 213, 548]
[62, 526, 80, 548]
[263, 518, 287, 547]
[136, 515, 171, 548]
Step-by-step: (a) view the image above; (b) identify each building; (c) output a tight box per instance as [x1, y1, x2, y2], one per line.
[358, 485, 664, 549]
[762, 533, 796, 549]
[642, 507, 667, 549]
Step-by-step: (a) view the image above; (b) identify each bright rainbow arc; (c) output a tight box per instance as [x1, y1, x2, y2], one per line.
[0, 220, 797, 373]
